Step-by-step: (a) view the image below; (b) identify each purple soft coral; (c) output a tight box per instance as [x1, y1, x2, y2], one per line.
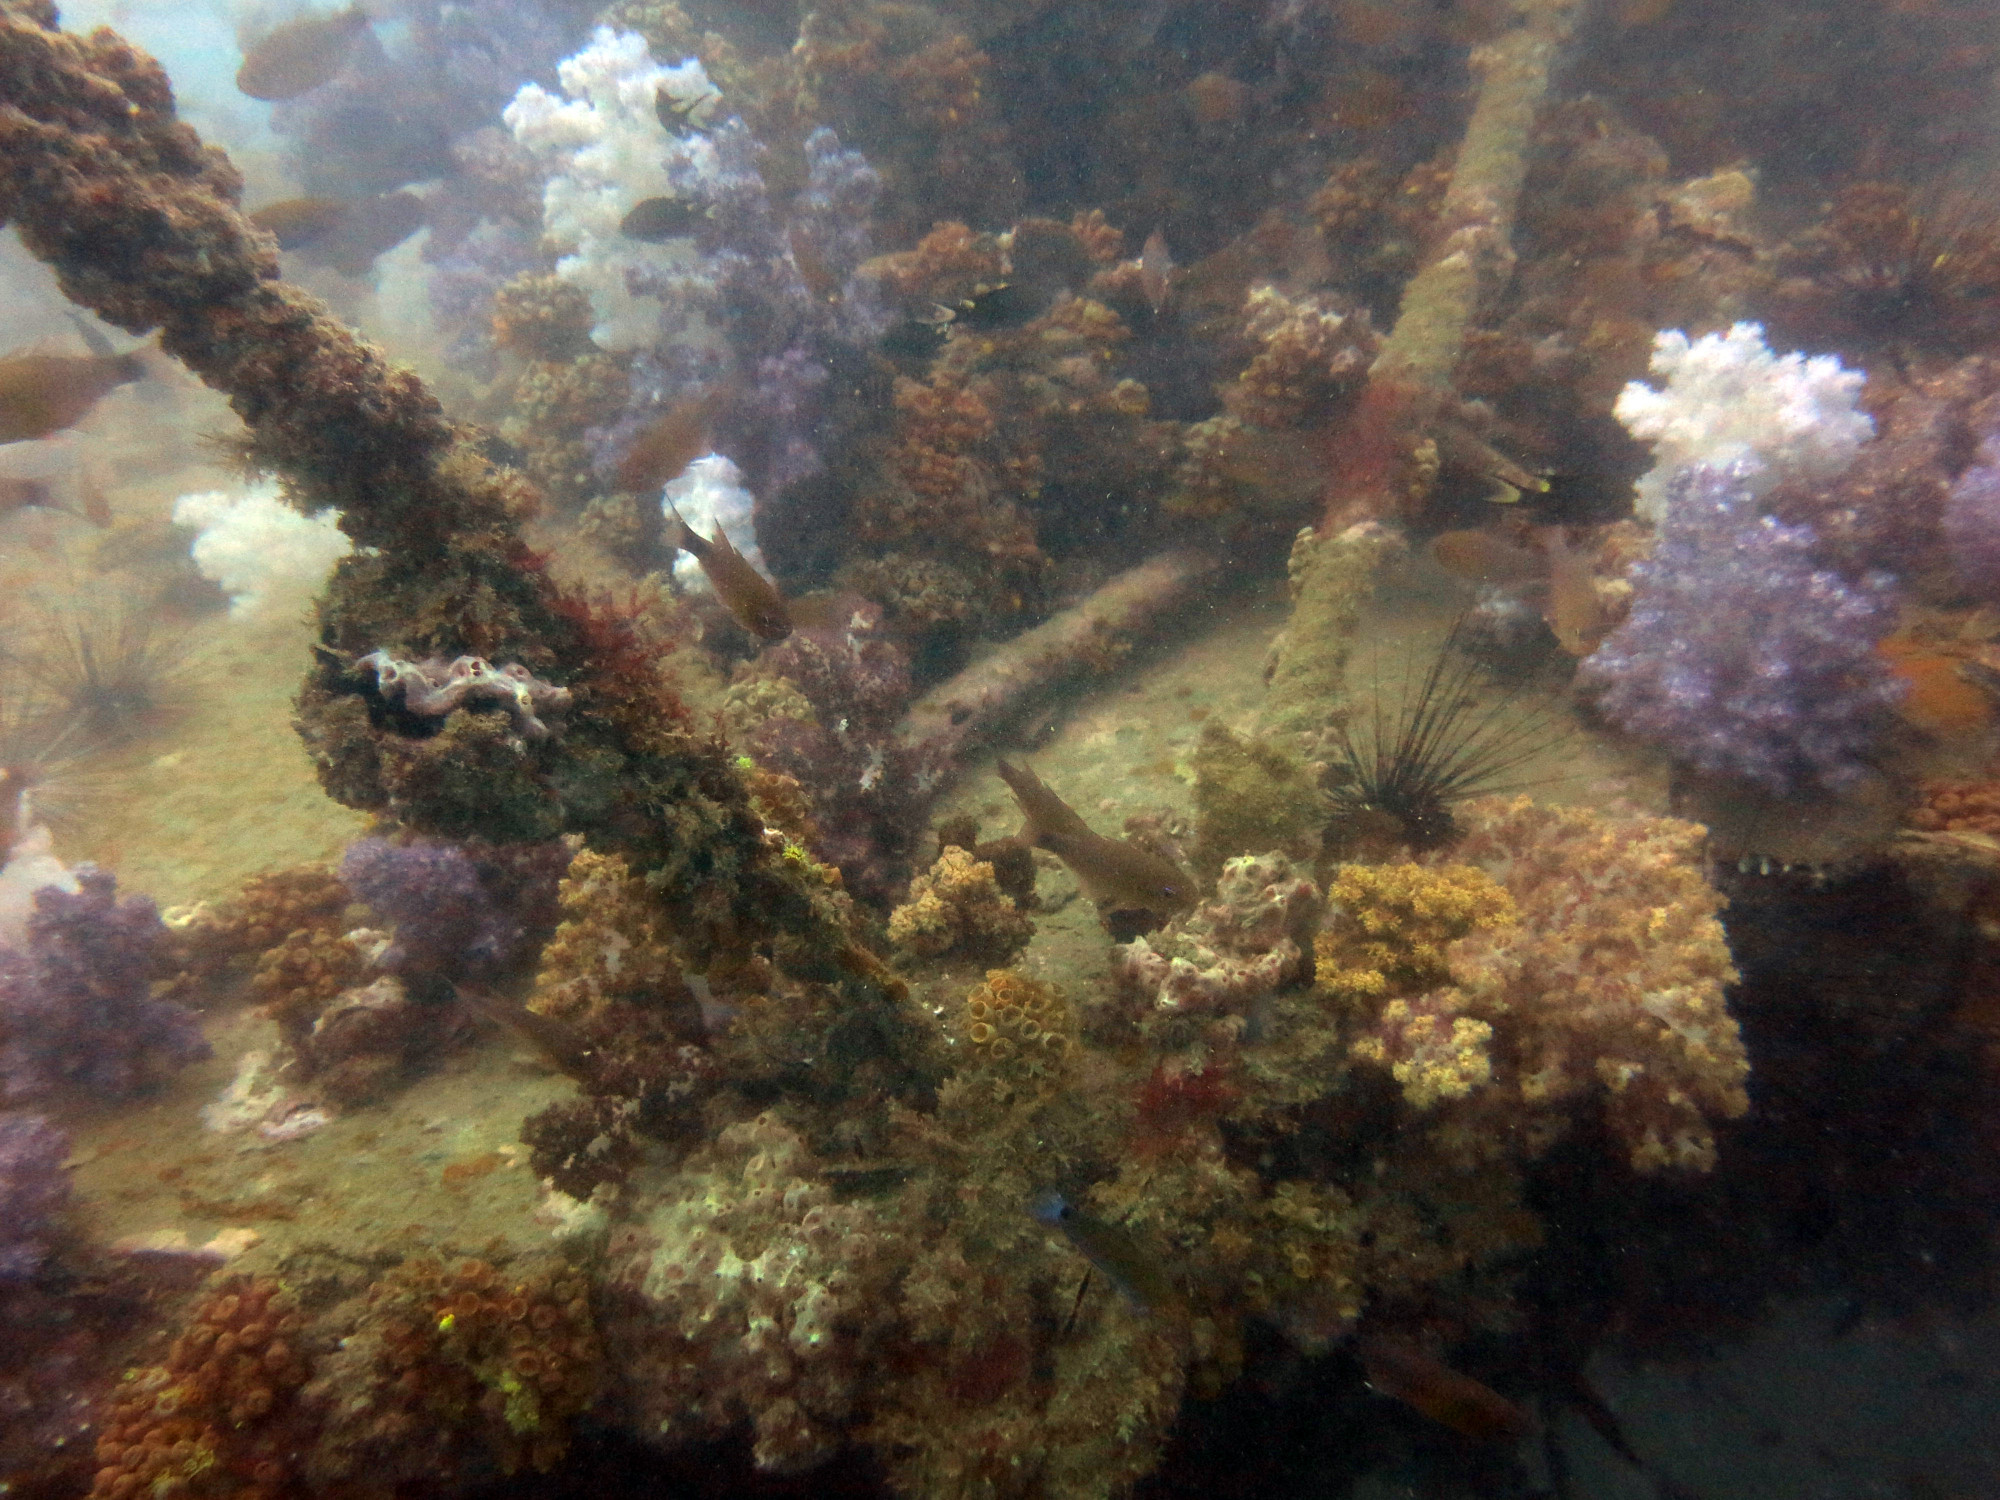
[339, 837, 565, 979]
[0, 867, 208, 1102]
[0, 1112, 69, 1281]
[749, 603, 941, 902]
[606, 123, 884, 500]
[1944, 436, 2000, 603]
[1580, 462, 1905, 795]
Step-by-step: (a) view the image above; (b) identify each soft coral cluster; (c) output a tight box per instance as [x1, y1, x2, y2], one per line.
[0, 868, 208, 1103]
[1579, 463, 1905, 796]
[1315, 800, 1748, 1172]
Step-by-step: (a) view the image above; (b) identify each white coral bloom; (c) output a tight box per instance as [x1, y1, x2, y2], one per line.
[1615, 321, 1873, 522]
[504, 28, 721, 353]
[172, 480, 350, 618]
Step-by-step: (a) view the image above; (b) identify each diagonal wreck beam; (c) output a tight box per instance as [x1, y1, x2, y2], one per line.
[0, 0, 881, 987]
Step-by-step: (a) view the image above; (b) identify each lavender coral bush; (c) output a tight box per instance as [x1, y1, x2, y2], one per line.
[1579, 463, 1904, 795]
[0, 867, 208, 1102]
[508, 31, 885, 501]
[339, 837, 566, 979]
[0, 1112, 69, 1280]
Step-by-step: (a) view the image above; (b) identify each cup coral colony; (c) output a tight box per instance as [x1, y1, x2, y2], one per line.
[0, 0, 1998, 1496]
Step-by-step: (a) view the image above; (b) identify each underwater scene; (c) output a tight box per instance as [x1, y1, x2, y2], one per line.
[3, 0, 2000, 1494]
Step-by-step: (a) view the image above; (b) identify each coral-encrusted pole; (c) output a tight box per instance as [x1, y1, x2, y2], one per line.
[0, 0, 876, 987]
[896, 548, 1220, 764]
[1261, 0, 1583, 750]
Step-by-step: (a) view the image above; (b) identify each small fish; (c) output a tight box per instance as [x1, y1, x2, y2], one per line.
[1358, 1333, 1533, 1444]
[454, 986, 595, 1081]
[616, 391, 719, 495]
[235, 4, 370, 101]
[881, 316, 951, 363]
[925, 282, 1040, 332]
[669, 505, 792, 641]
[1031, 1191, 1179, 1313]
[788, 223, 840, 302]
[1435, 422, 1549, 502]
[296, 190, 426, 276]
[620, 195, 715, 243]
[1427, 526, 1545, 586]
[0, 346, 146, 445]
[1138, 228, 1175, 314]
[248, 195, 351, 250]
[655, 84, 720, 134]
[995, 759, 1192, 916]
[1537, 528, 1611, 657]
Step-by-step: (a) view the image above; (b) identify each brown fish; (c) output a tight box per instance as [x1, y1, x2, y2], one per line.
[619, 195, 714, 243]
[1358, 1333, 1534, 1444]
[995, 759, 1192, 915]
[454, 986, 594, 1081]
[236, 4, 370, 100]
[616, 390, 720, 494]
[0, 349, 146, 444]
[1427, 526, 1544, 586]
[654, 84, 720, 134]
[248, 195, 351, 250]
[669, 506, 791, 641]
[296, 190, 426, 275]
[1538, 528, 1614, 657]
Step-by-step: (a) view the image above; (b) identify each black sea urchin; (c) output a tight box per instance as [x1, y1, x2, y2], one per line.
[19, 575, 191, 742]
[1328, 616, 1565, 853]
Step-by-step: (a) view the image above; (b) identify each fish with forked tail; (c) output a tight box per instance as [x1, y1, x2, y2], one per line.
[995, 759, 1191, 918]
[0, 346, 146, 445]
[668, 506, 792, 642]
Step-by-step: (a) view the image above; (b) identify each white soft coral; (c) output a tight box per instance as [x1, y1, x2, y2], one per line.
[1615, 321, 1873, 521]
[172, 480, 351, 618]
[504, 28, 720, 352]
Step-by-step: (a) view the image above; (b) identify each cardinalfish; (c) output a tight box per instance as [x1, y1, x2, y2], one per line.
[614, 389, 729, 496]
[0, 324, 146, 446]
[655, 83, 721, 134]
[668, 507, 792, 642]
[248, 196, 352, 251]
[1030, 1191, 1180, 1315]
[1427, 523, 1614, 657]
[300, 191, 427, 276]
[235, 4, 370, 100]
[1358, 1333, 1534, 1444]
[620, 196, 715, 243]
[921, 281, 1041, 333]
[0, 474, 110, 526]
[995, 759, 1192, 920]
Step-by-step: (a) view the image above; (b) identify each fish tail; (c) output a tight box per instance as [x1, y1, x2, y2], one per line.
[64, 310, 115, 359]
[993, 758, 1048, 846]
[664, 503, 706, 559]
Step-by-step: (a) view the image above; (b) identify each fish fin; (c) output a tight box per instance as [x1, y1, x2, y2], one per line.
[993, 759, 1049, 846]
[664, 502, 704, 558]
[64, 311, 116, 360]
